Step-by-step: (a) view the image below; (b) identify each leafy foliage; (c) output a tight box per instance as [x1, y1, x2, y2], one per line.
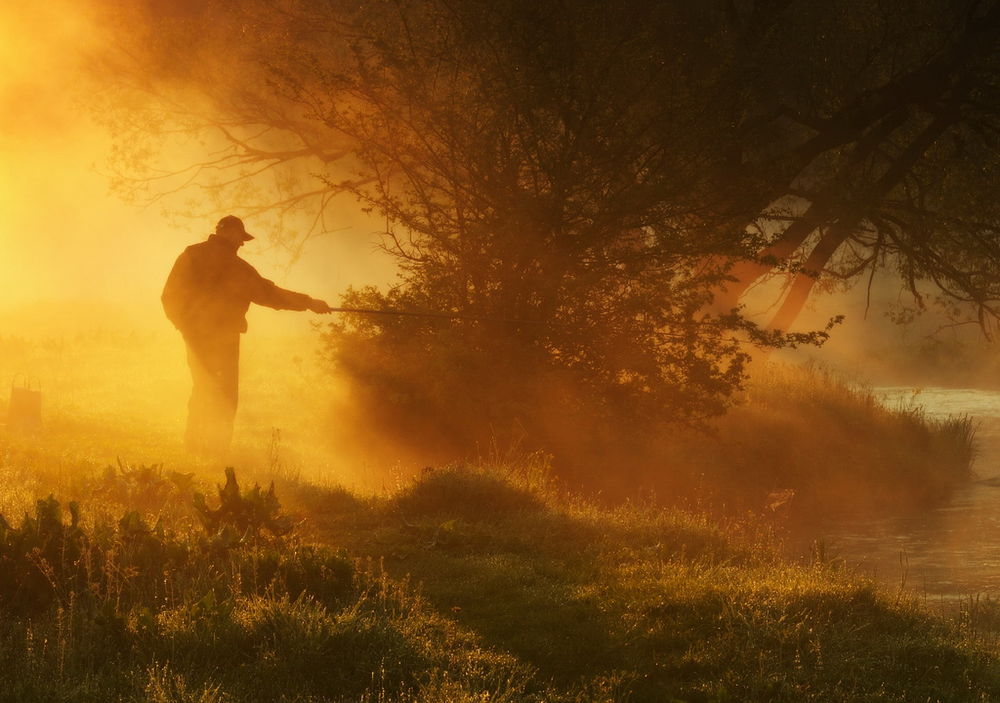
[309, 1, 850, 461]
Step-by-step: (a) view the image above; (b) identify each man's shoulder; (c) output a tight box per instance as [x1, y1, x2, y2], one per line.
[184, 239, 240, 267]
[233, 255, 264, 278]
[177, 239, 265, 283]
[176, 240, 210, 262]
[184, 239, 216, 254]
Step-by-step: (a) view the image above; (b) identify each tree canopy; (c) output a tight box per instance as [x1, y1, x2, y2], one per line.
[99, 0, 1000, 457]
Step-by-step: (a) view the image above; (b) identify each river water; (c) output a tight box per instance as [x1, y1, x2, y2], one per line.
[822, 387, 1000, 598]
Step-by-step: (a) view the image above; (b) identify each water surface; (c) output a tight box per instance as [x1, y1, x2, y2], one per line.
[823, 387, 1000, 597]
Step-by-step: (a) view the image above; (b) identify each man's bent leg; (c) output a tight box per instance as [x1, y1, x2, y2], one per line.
[184, 334, 241, 454]
[209, 334, 240, 451]
[185, 344, 214, 453]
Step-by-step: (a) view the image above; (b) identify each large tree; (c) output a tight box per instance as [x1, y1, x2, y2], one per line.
[97, 0, 1000, 454]
[311, 0, 825, 446]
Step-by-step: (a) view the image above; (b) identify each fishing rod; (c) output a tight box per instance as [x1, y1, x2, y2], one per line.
[326, 305, 551, 326]
[324, 305, 820, 348]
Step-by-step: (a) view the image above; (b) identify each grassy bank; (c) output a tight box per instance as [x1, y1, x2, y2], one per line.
[0, 328, 988, 700]
[1, 454, 999, 702]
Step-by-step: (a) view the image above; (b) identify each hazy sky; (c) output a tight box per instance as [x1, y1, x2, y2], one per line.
[0, 0, 393, 333]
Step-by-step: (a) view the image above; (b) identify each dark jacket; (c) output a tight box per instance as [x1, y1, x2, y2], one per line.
[162, 235, 313, 336]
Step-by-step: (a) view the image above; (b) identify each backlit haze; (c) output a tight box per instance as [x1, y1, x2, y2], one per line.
[0, 1, 391, 328]
[0, 0, 993, 490]
[0, 0, 400, 488]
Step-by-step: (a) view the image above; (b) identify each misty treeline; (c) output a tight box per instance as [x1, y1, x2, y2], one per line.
[98, 0, 1000, 461]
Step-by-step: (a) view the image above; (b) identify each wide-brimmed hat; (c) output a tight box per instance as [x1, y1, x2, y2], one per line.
[215, 215, 254, 241]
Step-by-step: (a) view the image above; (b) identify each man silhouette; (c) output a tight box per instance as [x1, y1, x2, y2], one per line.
[162, 215, 332, 454]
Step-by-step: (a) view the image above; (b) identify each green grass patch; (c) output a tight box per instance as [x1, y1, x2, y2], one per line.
[3, 460, 1000, 701]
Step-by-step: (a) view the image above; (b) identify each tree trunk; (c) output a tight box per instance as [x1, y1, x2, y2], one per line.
[713, 107, 913, 312]
[712, 4, 1000, 318]
[769, 112, 957, 330]
[767, 227, 852, 331]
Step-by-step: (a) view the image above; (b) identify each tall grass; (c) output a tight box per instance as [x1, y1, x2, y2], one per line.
[618, 362, 979, 518]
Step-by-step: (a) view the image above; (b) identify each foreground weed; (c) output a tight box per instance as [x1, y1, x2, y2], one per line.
[193, 467, 293, 543]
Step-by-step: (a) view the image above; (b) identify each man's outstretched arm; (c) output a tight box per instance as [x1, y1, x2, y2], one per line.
[251, 274, 332, 314]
